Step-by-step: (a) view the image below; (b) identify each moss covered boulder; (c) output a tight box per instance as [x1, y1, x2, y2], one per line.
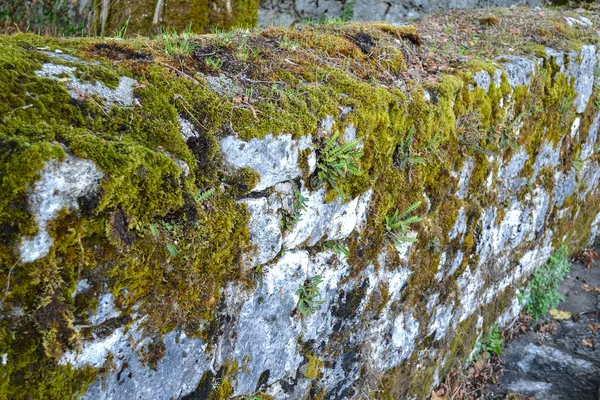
[1, 7, 600, 399]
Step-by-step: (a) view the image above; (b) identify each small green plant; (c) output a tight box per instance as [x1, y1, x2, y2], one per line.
[161, 27, 194, 56]
[254, 264, 264, 289]
[520, 245, 571, 320]
[211, 27, 234, 47]
[315, 130, 363, 198]
[393, 127, 425, 171]
[573, 149, 584, 171]
[425, 131, 443, 159]
[235, 38, 251, 61]
[385, 201, 423, 245]
[195, 188, 214, 202]
[341, 0, 355, 21]
[324, 240, 349, 256]
[595, 98, 600, 111]
[296, 275, 326, 317]
[281, 184, 308, 230]
[148, 223, 159, 237]
[457, 112, 495, 157]
[112, 17, 129, 39]
[558, 93, 576, 127]
[245, 87, 254, 101]
[494, 112, 521, 153]
[166, 243, 179, 257]
[204, 56, 222, 70]
[472, 325, 503, 362]
[280, 39, 299, 50]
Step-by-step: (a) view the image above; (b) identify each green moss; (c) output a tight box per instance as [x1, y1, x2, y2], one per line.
[0, 33, 253, 396]
[1, 8, 599, 398]
[304, 354, 324, 379]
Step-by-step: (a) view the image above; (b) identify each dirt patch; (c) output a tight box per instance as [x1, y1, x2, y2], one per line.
[87, 42, 153, 62]
[347, 32, 376, 54]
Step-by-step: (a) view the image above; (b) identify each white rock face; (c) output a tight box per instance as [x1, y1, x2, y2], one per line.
[240, 187, 287, 265]
[473, 70, 492, 93]
[220, 134, 316, 191]
[499, 56, 537, 88]
[19, 155, 103, 263]
[78, 327, 211, 400]
[36, 63, 136, 106]
[283, 188, 372, 249]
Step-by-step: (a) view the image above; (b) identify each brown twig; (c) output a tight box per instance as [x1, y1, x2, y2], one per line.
[5, 261, 19, 296]
[157, 61, 202, 85]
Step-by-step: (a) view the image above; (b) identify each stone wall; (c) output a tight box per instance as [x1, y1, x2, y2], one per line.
[258, 0, 540, 27]
[1, 7, 599, 400]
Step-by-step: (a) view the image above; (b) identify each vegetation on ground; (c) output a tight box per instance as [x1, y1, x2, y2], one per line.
[521, 245, 572, 321]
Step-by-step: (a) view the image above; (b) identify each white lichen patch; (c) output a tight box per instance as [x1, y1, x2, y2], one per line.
[177, 115, 199, 140]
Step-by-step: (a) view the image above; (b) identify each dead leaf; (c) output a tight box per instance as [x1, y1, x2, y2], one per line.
[582, 338, 594, 347]
[430, 389, 448, 400]
[575, 248, 598, 268]
[594, 287, 600, 292]
[549, 309, 572, 320]
[588, 324, 597, 335]
[582, 284, 593, 292]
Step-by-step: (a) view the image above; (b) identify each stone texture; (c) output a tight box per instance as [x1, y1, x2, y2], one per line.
[19, 155, 104, 263]
[220, 134, 316, 192]
[258, 0, 540, 27]
[36, 62, 137, 106]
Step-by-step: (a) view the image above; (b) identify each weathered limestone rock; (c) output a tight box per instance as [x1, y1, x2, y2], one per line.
[1, 8, 600, 400]
[19, 155, 104, 263]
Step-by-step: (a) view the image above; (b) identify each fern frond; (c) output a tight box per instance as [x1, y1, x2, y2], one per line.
[398, 201, 421, 219]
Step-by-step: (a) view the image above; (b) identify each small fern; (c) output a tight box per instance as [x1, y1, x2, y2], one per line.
[195, 188, 214, 202]
[385, 201, 424, 245]
[394, 127, 425, 170]
[316, 130, 363, 199]
[166, 243, 179, 257]
[281, 183, 308, 230]
[573, 149, 584, 171]
[324, 240, 349, 256]
[296, 275, 326, 317]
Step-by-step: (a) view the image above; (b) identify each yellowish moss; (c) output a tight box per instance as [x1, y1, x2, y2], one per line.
[304, 354, 324, 379]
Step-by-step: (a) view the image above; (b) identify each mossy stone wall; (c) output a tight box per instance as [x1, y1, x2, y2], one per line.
[1, 7, 600, 400]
